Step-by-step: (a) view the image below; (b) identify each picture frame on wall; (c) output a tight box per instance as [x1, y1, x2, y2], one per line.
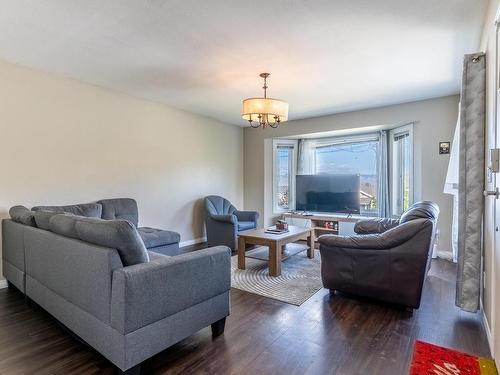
[439, 142, 450, 155]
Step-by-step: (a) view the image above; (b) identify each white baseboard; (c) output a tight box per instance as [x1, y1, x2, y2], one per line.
[480, 299, 494, 356]
[179, 237, 207, 248]
[0, 279, 8, 289]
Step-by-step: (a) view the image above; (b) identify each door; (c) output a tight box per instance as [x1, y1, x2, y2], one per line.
[492, 22, 500, 359]
[492, 92, 500, 360]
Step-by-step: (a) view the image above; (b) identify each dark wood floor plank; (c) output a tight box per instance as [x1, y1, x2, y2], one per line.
[0, 243, 491, 374]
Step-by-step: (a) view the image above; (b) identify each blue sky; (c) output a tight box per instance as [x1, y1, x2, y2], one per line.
[315, 142, 378, 176]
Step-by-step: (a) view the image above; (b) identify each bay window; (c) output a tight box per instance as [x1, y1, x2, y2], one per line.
[313, 135, 379, 216]
[272, 123, 413, 217]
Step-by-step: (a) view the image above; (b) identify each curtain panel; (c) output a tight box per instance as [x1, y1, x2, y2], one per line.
[297, 139, 316, 175]
[377, 130, 390, 217]
[456, 53, 486, 312]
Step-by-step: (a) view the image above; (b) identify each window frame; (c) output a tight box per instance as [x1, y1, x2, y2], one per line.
[312, 133, 380, 175]
[389, 123, 414, 216]
[270, 125, 414, 217]
[312, 133, 380, 217]
[272, 139, 298, 214]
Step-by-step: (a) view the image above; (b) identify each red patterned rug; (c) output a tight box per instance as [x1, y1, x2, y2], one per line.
[409, 341, 497, 374]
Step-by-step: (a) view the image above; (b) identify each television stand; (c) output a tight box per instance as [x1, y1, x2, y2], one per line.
[282, 212, 369, 239]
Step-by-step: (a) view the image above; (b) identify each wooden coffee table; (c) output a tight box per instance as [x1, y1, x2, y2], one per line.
[237, 225, 315, 277]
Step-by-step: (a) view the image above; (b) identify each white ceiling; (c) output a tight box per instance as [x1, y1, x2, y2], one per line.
[0, 0, 488, 126]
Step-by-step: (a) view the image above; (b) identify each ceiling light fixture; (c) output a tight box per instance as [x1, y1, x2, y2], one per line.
[241, 73, 289, 128]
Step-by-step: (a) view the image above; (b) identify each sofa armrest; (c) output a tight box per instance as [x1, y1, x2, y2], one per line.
[319, 219, 432, 250]
[354, 218, 400, 234]
[234, 210, 259, 223]
[211, 214, 237, 225]
[111, 246, 231, 334]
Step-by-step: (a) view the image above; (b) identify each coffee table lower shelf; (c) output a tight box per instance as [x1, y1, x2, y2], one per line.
[244, 243, 308, 261]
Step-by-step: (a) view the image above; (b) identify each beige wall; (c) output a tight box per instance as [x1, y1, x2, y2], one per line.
[0, 59, 244, 276]
[244, 95, 459, 256]
[480, 0, 500, 361]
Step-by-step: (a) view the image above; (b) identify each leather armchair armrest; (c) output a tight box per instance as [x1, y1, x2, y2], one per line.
[234, 210, 259, 223]
[211, 214, 237, 225]
[319, 219, 432, 250]
[319, 233, 389, 249]
[354, 218, 400, 234]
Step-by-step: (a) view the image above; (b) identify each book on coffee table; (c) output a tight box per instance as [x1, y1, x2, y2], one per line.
[265, 227, 289, 234]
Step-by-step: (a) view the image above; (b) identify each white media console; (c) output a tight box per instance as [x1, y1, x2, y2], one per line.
[281, 211, 371, 239]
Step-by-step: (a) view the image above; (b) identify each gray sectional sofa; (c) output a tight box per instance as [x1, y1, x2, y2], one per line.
[2, 198, 231, 374]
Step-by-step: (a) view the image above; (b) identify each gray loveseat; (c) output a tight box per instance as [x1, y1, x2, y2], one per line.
[2, 199, 231, 374]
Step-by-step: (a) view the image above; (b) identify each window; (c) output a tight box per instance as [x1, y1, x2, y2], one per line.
[273, 140, 297, 213]
[271, 125, 413, 217]
[390, 124, 413, 215]
[313, 135, 379, 216]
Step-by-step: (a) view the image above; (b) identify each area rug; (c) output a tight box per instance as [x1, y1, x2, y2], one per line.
[230, 244, 322, 306]
[409, 340, 497, 374]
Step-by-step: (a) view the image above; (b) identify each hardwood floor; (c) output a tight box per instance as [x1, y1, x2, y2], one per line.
[0, 243, 491, 374]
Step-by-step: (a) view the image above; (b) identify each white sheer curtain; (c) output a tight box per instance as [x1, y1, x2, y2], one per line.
[443, 106, 460, 262]
[297, 139, 317, 175]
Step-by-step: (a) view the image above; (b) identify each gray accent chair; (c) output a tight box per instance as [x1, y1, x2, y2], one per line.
[318, 201, 439, 309]
[204, 195, 259, 251]
[2, 206, 231, 374]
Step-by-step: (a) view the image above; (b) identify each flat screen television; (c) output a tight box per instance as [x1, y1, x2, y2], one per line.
[295, 174, 361, 214]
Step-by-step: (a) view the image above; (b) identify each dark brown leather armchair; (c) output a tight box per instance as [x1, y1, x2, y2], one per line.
[318, 202, 439, 309]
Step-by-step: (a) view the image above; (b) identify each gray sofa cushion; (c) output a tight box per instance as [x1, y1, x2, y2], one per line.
[9, 205, 36, 226]
[137, 227, 181, 248]
[75, 219, 149, 266]
[33, 210, 62, 230]
[49, 213, 100, 239]
[49, 213, 79, 238]
[97, 198, 139, 227]
[237, 221, 255, 231]
[32, 203, 102, 218]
